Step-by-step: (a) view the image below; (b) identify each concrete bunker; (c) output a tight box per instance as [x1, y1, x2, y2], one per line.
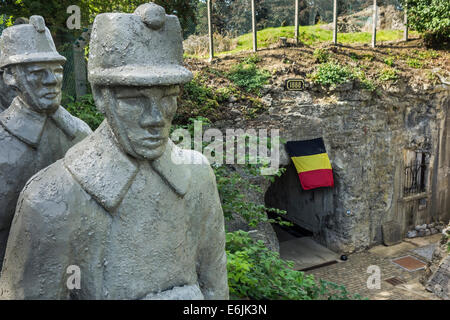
[265, 163, 334, 237]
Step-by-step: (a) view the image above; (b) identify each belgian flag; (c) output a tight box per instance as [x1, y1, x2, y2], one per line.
[286, 138, 334, 190]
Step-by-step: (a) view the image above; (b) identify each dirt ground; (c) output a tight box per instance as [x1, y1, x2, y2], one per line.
[186, 37, 450, 87]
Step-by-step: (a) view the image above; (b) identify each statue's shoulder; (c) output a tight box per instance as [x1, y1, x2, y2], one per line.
[170, 142, 216, 180]
[0, 123, 31, 165]
[170, 143, 219, 194]
[16, 159, 84, 221]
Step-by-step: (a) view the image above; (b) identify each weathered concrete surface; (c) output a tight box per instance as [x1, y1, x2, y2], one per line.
[279, 236, 339, 270]
[0, 71, 15, 111]
[0, 4, 228, 300]
[422, 224, 450, 299]
[0, 16, 92, 271]
[0, 124, 228, 300]
[247, 79, 450, 254]
[412, 243, 438, 262]
[382, 221, 402, 246]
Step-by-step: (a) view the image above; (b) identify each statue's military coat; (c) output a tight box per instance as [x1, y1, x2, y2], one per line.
[0, 97, 92, 269]
[0, 121, 228, 300]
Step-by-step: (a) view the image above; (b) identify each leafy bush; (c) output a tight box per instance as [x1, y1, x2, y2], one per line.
[227, 231, 364, 300]
[384, 57, 395, 67]
[313, 48, 330, 63]
[402, 0, 450, 47]
[172, 117, 289, 227]
[227, 61, 270, 95]
[214, 165, 289, 227]
[406, 58, 423, 69]
[182, 75, 229, 112]
[243, 54, 262, 64]
[353, 68, 376, 91]
[64, 94, 104, 130]
[349, 52, 360, 61]
[176, 74, 232, 123]
[378, 67, 399, 82]
[309, 61, 354, 86]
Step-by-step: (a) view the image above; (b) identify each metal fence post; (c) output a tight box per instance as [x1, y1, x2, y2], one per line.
[333, 0, 337, 45]
[295, 0, 299, 45]
[207, 0, 214, 60]
[372, 0, 377, 48]
[404, 0, 408, 41]
[251, 0, 257, 52]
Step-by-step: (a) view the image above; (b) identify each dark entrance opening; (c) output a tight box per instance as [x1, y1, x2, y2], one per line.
[264, 163, 334, 236]
[264, 163, 338, 270]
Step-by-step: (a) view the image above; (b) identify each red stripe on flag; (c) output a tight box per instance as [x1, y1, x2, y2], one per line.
[298, 169, 334, 190]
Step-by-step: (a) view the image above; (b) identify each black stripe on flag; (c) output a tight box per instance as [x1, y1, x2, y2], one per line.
[285, 138, 327, 157]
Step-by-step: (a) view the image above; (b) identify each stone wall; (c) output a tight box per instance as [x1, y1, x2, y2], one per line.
[220, 79, 450, 254]
[422, 224, 450, 299]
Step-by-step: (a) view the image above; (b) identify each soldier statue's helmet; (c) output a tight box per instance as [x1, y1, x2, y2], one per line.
[0, 15, 66, 69]
[88, 2, 193, 87]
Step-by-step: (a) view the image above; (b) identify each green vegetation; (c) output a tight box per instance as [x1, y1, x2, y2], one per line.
[214, 165, 288, 227]
[378, 67, 399, 82]
[182, 74, 230, 114]
[313, 48, 331, 63]
[349, 52, 360, 61]
[308, 61, 379, 91]
[402, 0, 450, 47]
[308, 61, 354, 86]
[173, 118, 362, 300]
[227, 231, 364, 300]
[172, 117, 289, 228]
[64, 94, 104, 130]
[215, 26, 418, 55]
[226, 59, 270, 95]
[384, 57, 395, 67]
[406, 58, 423, 69]
[447, 229, 450, 252]
[66, 105, 363, 300]
[0, 0, 197, 42]
[353, 68, 376, 91]
[413, 49, 440, 60]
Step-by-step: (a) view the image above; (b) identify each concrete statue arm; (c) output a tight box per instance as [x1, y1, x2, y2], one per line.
[0, 169, 71, 300]
[196, 165, 229, 300]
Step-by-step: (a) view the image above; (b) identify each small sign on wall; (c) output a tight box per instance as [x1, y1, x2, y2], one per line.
[285, 79, 305, 91]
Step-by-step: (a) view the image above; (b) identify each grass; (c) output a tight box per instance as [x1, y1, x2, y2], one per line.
[227, 59, 270, 95]
[213, 25, 419, 55]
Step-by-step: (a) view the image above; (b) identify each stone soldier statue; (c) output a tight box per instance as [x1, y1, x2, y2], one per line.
[0, 16, 92, 270]
[0, 3, 228, 300]
[0, 17, 29, 111]
[0, 69, 15, 111]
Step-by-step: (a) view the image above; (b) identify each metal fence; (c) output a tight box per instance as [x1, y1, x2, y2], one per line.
[182, 0, 408, 59]
[403, 152, 428, 197]
[1, 1, 410, 99]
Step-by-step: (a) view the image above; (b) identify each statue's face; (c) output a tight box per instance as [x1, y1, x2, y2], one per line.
[105, 85, 180, 160]
[13, 62, 63, 114]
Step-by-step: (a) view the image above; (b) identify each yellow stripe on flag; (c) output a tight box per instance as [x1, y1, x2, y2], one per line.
[291, 153, 332, 173]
